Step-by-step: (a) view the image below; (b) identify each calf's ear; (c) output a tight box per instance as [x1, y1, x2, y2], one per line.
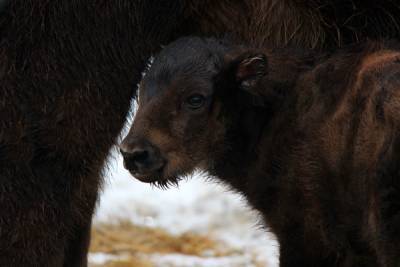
[235, 53, 267, 93]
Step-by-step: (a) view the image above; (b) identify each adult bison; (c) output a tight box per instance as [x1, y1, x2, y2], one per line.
[0, 0, 399, 266]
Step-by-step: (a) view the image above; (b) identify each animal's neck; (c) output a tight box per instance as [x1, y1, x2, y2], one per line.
[209, 114, 277, 227]
[209, 49, 317, 218]
[209, 97, 295, 212]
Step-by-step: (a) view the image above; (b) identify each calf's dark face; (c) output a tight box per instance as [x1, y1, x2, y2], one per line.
[120, 74, 225, 185]
[120, 38, 267, 186]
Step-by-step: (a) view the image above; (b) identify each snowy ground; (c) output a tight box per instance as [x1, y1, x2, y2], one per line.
[91, 150, 279, 267]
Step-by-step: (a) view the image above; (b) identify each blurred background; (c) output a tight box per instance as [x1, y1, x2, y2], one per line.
[88, 102, 279, 267]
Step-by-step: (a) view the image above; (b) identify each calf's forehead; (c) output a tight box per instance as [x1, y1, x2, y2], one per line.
[139, 39, 224, 102]
[139, 67, 214, 108]
[139, 68, 170, 104]
[138, 74, 180, 107]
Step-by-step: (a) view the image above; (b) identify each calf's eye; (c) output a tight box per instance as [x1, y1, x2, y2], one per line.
[186, 94, 205, 110]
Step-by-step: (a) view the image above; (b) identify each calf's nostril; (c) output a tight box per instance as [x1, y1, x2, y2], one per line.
[120, 145, 152, 171]
[120, 147, 149, 162]
[119, 139, 165, 176]
[131, 149, 149, 164]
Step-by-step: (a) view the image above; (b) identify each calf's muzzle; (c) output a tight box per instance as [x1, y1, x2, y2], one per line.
[119, 137, 165, 182]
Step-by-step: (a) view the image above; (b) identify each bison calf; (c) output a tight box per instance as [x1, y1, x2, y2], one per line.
[120, 37, 400, 266]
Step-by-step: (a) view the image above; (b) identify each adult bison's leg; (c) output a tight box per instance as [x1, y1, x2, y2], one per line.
[0, 1, 189, 266]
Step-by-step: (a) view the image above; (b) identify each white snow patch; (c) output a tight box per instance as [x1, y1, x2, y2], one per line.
[149, 253, 263, 267]
[93, 151, 279, 266]
[89, 253, 126, 265]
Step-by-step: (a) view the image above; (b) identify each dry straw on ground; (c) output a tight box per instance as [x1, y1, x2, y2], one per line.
[89, 220, 223, 267]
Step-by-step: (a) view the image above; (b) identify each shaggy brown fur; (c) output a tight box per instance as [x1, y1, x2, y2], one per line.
[0, 1, 186, 266]
[185, 0, 400, 48]
[120, 37, 400, 266]
[1, 0, 400, 266]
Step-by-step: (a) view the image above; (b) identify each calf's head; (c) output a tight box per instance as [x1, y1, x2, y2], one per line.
[120, 37, 268, 186]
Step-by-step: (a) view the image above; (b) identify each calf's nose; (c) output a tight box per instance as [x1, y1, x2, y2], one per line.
[119, 137, 164, 176]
